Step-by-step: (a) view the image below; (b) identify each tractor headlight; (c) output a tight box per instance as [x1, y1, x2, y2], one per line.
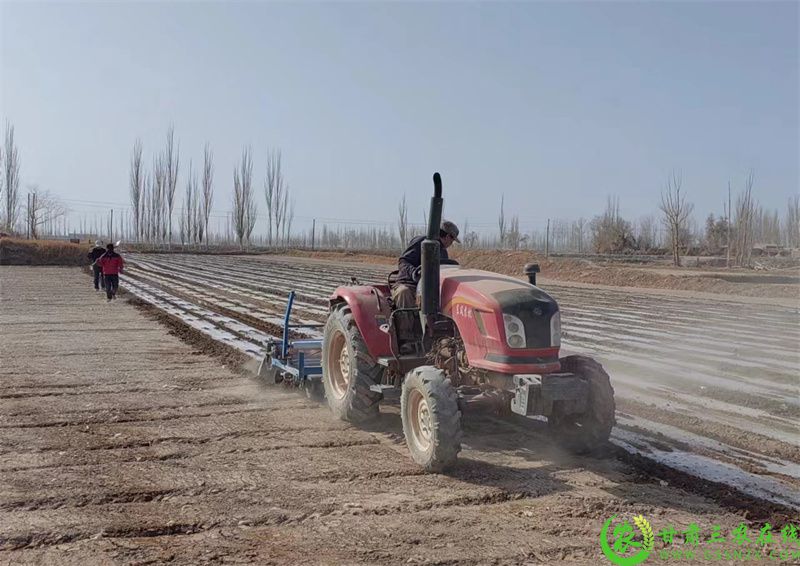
[550, 311, 561, 347]
[503, 314, 526, 349]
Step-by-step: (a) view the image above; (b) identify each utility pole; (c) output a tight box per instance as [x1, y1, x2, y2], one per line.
[545, 218, 550, 258]
[26, 193, 30, 239]
[311, 218, 316, 251]
[726, 182, 731, 268]
[110, 209, 114, 243]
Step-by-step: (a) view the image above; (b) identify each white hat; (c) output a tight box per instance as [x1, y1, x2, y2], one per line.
[95, 240, 103, 247]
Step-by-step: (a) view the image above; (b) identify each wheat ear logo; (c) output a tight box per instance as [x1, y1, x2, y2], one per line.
[600, 514, 654, 565]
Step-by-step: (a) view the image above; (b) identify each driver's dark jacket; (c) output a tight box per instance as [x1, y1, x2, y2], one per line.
[395, 236, 449, 286]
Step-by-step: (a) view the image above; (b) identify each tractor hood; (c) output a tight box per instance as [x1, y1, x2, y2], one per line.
[439, 265, 561, 373]
[440, 266, 557, 313]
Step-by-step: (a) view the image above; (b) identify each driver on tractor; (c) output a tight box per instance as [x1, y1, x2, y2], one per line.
[391, 220, 460, 309]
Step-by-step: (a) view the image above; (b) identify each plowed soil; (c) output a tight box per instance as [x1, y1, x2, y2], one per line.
[0, 267, 796, 565]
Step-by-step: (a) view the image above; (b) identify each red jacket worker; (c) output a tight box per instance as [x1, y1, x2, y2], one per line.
[96, 243, 124, 301]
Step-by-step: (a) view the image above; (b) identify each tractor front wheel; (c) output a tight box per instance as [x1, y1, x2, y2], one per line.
[321, 304, 383, 422]
[548, 355, 616, 454]
[401, 366, 462, 472]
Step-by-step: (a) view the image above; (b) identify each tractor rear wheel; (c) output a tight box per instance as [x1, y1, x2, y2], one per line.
[548, 355, 615, 454]
[401, 366, 462, 472]
[322, 304, 383, 422]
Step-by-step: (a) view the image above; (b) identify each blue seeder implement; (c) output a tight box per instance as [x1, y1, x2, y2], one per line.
[257, 291, 324, 387]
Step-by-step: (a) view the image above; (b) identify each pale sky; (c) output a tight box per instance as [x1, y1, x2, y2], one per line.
[1, 1, 797, 236]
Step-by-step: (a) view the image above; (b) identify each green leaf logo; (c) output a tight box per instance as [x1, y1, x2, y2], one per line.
[600, 514, 653, 565]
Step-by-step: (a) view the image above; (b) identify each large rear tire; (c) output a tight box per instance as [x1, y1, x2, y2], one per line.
[548, 355, 615, 454]
[322, 304, 383, 423]
[401, 366, 462, 472]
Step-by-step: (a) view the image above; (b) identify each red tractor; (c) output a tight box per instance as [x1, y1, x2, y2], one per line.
[321, 173, 615, 471]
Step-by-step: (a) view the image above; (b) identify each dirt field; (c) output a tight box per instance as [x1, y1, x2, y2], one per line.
[1, 265, 798, 565]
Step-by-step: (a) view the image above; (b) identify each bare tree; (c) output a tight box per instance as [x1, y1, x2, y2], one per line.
[733, 171, 756, 266]
[181, 161, 199, 245]
[264, 149, 284, 245]
[754, 207, 781, 245]
[25, 185, 67, 239]
[507, 215, 522, 250]
[498, 195, 506, 248]
[264, 180, 274, 244]
[232, 147, 256, 248]
[572, 218, 587, 253]
[140, 172, 150, 241]
[725, 181, 732, 267]
[591, 196, 635, 253]
[147, 159, 155, 241]
[461, 219, 470, 249]
[275, 188, 286, 245]
[145, 171, 155, 242]
[152, 155, 167, 243]
[635, 214, 658, 252]
[129, 140, 144, 242]
[3, 121, 21, 232]
[464, 230, 479, 248]
[659, 171, 694, 266]
[785, 195, 800, 248]
[178, 199, 187, 244]
[769, 209, 781, 245]
[246, 170, 257, 245]
[201, 144, 214, 248]
[279, 184, 291, 244]
[681, 215, 699, 253]
[164, 127, 180, 245]
[286, 198, 295, 243]
[397, 194, 408, 246]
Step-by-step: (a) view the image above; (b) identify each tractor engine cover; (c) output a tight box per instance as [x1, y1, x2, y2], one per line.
[439, 266, 562, 376]
[510, 373, 588, 417]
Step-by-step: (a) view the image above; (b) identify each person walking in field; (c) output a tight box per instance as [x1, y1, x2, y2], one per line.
[88, 240, 106, 291]
[96, 243, 124, 301]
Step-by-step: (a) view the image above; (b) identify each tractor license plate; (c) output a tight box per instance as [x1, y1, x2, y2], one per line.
[510, 373, 588, 417]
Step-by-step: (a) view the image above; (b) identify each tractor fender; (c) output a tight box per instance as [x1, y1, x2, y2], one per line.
[329, 285, 393, 359]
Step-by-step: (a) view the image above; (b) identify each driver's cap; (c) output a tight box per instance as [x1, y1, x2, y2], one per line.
[441, 220, 460, 242]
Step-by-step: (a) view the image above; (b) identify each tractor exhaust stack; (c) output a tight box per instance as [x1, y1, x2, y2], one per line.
[524, 263, 540, 286]
[420, 172, 443, 317]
